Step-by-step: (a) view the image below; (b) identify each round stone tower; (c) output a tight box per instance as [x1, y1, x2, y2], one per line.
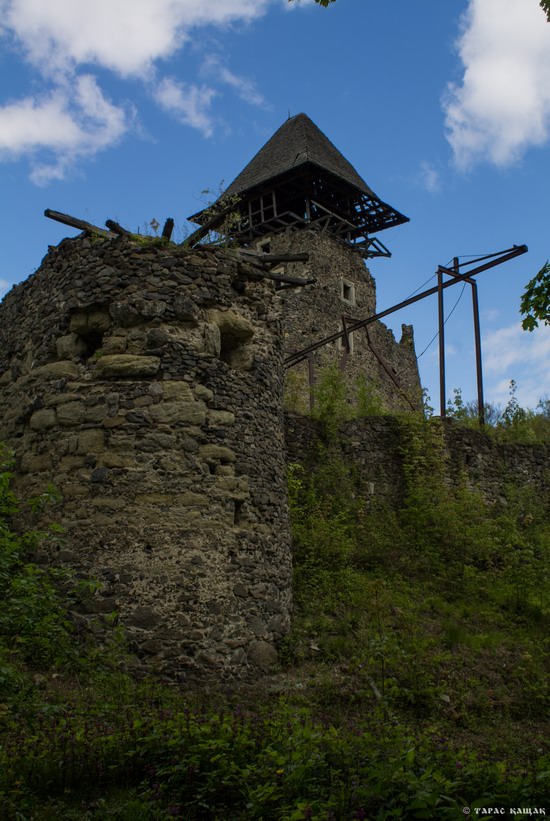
[0, 234, 291, 680]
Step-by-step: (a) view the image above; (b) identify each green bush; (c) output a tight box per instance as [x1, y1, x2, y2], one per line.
[2, 696, 548, 819]
[447, 382, 550, 443]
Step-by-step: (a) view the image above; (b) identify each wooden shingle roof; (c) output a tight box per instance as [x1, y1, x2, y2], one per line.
[224, 113, 378, 198]
[187, 113, 409, 251]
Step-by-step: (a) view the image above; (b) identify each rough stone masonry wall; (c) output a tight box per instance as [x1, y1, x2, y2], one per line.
[264, 230, 422, 413]
[285, 413, 550, 506]
[0, 236, 291, 680]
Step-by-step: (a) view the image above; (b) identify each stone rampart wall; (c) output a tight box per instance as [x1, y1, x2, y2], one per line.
[0, 236, 292, 680]
[285, 413, 550, 505]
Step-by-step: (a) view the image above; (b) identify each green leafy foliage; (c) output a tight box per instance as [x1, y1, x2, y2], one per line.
[289, 0, 336, 5]
[446, 387, 501, 427]
[307, 366, 385, 442]
[1, 423, 550, 818]
[0, 452, 78, 696]
[185, 185, 242, 247]
[287, 413, 550, 728]
[285, 366, 385, 434]
[0, 450, 128, 706]
[2, 687, 548, 819]
[521, 259, 550, 331]
[295, 0, 549, 20]
[356, 373, 384, 417]
[309, 365, 355, 441]
[447, 382, 550, 443]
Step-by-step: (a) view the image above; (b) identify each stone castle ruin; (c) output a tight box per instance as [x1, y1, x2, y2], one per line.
[0, 114, 424, 678]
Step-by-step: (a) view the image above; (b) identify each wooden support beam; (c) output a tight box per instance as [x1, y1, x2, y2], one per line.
[182, 200, 239, 248]
[105, 219, 132, 237]
[162, 218, 175, 240]
[342, 315, 352, 351]
[266, 273, 316, 286]
[44, 209, 112, 238]
[239, 250, 309, 264]
[275, 282, 313, 291]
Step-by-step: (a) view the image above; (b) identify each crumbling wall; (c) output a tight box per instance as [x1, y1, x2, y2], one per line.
[262, 230, 422, 413]
[285, 412, 550, 506]
[0, 236, 291, 680]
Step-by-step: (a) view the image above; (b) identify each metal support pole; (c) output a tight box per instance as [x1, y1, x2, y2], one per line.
[339, 315, 350, 371]
[308, 353, 315, 411]
[285, 246, 528, 369]
[471, 280, 485, 426]
[438, 269, 446, 417]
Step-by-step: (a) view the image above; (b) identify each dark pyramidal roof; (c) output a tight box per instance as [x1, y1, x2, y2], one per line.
[188, 113, 408, 254]
[223, 112, 377, 199]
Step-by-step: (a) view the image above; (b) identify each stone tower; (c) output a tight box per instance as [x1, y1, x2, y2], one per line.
[189, 113, 422, 412]
[0, 238, 292, 680]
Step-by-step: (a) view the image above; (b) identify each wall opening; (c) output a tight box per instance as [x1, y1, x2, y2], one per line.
[219, 331, 253, 370]
[341, 278, 356, 305]
[80, 330, 104, 360]
[234, 499, 244, 525]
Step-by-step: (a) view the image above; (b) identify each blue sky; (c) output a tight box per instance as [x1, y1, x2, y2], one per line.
[1, 0, 550, 411]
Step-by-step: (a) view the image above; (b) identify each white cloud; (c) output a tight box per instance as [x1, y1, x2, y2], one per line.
[155, 77, 217, 137]
[418, 161, 441, 193]
[0, 0, 273, 78]
[481, 308, 500, 323]
[483, 321, 550, 407]
[0, 279, 11, 298]
[0, 76, 128, 184]
[0, 93, 84, 155]
[444, 0, 550, 169]
[0, 0, 277, 181]
[283, 0, 320, 10]
[201, 55, 268, 108]
[427, 341, 458, 363]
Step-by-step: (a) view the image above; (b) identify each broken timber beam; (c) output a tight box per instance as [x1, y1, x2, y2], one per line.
[105, 219, 132, 237]
[264, 273, 315, 286]
[276, 281, 315, 291]
[238, 250, 310, 265]
[162, 218, 175, 240]
[182, 201, 240, 248]
[246, 269, 316, 287]
[44, 209, 112, 238]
